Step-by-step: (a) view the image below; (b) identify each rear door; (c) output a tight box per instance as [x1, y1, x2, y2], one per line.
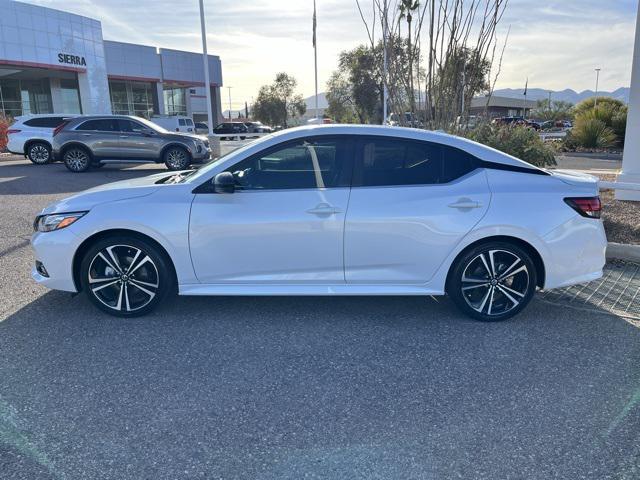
[344, 137, 491, 284]
[74, 118, 121, 158]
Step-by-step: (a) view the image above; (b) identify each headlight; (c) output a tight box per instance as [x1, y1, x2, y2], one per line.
[34, 212, 87, 232]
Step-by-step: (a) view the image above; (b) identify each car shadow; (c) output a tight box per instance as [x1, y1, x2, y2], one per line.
[1, 291, 639, 478]
[0, 158, 167, 196]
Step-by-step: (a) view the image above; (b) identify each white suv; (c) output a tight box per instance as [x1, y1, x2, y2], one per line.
[7, 114, 79, 164]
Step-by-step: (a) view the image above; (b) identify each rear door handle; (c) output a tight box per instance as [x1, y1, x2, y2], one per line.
[448, 199, 482, 209]
[306, 203, 341, 216]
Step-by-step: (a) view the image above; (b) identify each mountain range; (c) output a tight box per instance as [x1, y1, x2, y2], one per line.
[491, 87, 630, 104]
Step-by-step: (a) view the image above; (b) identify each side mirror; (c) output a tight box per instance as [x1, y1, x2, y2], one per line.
[213, 171, 235, 194]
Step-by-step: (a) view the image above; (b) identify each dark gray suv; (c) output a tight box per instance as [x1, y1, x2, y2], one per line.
[52, 115, 211, 172]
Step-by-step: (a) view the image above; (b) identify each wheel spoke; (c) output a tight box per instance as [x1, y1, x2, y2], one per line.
[487, 286, 496, 315]
[128, 255, 151, 275]
[499, 265, 527, 281]
[91, 279, 119, 293]
[124, 284, 131, 311]
[499, 258, 521, 280]
[474, 286, 493, 313]
[488, 250, 498, 277]
[97, 252, 122, 274]
[496, 285, 521, 306]
[499, 283, 526, 298]
[129, 280, 157, 300]
[462, 283, 490, 291]
[105, 246, 124, 273]
[129, 278, 159, 288]
[462, 276, 489, 284]
[478, 253, 492, 277]
[89, 274, 117, 284]
[126, 248, 142, 273]
[115, 282, 124, 310]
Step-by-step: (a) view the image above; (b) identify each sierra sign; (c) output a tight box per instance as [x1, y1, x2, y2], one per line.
[57, 53, 87, 66]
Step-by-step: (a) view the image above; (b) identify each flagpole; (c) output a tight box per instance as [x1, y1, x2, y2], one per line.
[313, 0, 319, 122]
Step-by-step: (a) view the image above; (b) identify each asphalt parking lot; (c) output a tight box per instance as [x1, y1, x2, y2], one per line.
[1, 156, 639, 479]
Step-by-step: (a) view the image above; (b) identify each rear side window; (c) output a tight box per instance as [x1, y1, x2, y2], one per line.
[118, 119, 147, 133]
[76, 119, 119, 131]
[23, 117, 65, 128]
[441, 145, 477, 183]
[356, 138, 441, 187]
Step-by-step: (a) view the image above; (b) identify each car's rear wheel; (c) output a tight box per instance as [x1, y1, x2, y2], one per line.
[27, 142, 51, 164]
[79, 236, 174, 317]
[447, 242, 537, 322]
[164, 146, 190, 171]
[63, 147, 92, 172]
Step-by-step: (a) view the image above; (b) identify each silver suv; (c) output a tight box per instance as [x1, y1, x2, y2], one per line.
[52, 115, 211, 172]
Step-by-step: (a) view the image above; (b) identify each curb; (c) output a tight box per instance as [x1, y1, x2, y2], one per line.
[607, 242, 640, 263]
[556, 152, 622, 161]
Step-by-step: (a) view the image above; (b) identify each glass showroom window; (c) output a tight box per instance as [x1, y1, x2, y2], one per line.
[59, 78, 82, 114]
[0, 78, 53, 117]
[163, 87, 187, 116]
[109, 80, 156, 118]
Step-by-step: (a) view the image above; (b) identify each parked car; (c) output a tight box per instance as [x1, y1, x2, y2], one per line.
[150, 115, 195, 133]
[194, 122, 209, 135]
[212, 122, 249, 140]
[32, 125, 606, 321]
[243, 121, 273, 134]
[52, 115, 211, 172]
[7, 114, 79, 164]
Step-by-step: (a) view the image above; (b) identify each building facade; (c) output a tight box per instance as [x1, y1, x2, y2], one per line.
[0, 0, 223, 123]
[470, 95, 538, 118]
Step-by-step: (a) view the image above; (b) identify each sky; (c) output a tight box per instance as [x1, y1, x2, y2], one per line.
[23, 0, 639, 110]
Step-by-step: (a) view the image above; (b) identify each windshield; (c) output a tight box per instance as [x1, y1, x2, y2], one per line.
[135, 117, 169, 134]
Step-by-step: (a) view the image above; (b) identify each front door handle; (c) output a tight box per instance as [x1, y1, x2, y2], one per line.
[306, 203, 341, 216]
[448, 198, 482, 209]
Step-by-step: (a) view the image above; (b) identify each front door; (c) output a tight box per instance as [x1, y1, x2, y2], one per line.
[344, 137, 491, 284]
[74, 118, 121, 158]
[189, 136, 354, 284]
[117, 119, 164, 159]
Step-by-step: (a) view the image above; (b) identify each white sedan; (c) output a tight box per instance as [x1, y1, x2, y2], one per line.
[31, 125, 606, 321]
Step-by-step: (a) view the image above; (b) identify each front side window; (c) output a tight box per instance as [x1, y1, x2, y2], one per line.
[225, 137, 351, 190]
[356, 138, 441, 187]
[118, 119, 148, 133]
[76, 119, 119, 132]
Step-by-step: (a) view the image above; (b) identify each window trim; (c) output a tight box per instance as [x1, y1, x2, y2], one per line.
[74, 118, 120, 133]
[193, 135, 355, 194]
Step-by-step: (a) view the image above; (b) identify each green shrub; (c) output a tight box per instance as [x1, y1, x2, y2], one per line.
[571, 113, 617, 149]
[466, 123, 556, 167]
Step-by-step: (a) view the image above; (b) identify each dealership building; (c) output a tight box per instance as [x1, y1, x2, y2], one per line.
[0, 0, 223, 123]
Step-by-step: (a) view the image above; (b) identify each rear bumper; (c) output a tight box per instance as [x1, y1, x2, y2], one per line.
[542, 216, 607, 289]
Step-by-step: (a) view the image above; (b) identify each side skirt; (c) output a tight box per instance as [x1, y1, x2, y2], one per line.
[178, 284, 444, 296]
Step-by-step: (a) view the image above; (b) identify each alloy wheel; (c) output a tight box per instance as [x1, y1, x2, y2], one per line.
[87, 244, 160, 313]
[65, 149, 89, 171]
[166, 148, 188, 170]
[29, 144, 50, 164]
[460, 249, 530, 317]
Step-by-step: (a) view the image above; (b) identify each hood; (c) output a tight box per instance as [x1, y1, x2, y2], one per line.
[40, 171, 173, 215]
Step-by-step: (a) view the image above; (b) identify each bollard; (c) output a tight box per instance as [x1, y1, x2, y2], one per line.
[207, 134, 221, 159]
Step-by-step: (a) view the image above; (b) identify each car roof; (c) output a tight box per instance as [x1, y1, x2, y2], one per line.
[232, 124, 544, 171]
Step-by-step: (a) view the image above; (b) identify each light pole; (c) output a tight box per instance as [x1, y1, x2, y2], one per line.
[227, 86, 232, 120]
[594, 68, 601, 109]
[548, 91, 552, 116]
[198, 0, 214, 134]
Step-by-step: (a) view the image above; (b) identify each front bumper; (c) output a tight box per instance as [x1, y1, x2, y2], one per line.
[31, 228, 81, 292]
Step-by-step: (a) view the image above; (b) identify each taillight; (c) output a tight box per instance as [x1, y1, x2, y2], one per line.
[7, 129, 21, 134]
[564, 196, 602, 219]
[52, 122, 68, 136]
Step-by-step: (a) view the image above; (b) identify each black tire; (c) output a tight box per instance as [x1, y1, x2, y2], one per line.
[79, 235, 175, 317]
[26, 142, 52, 165]
[63, 146, 92, 172]
[447, 241, 538, 322]
[163, 146, 191, 171]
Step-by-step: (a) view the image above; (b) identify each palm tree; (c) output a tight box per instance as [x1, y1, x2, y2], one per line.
[399, 0, 420, 117]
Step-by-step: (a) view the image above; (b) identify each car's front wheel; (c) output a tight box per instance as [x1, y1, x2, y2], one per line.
[447, 242, 537, 322]
[164, 146, 191, 171]
[63, 147, 92, 172]
[27, 142, 52, 164]
[79, 236, 175, 317]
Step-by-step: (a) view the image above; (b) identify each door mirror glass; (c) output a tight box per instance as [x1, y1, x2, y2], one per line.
[213, 172, 235, 194]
